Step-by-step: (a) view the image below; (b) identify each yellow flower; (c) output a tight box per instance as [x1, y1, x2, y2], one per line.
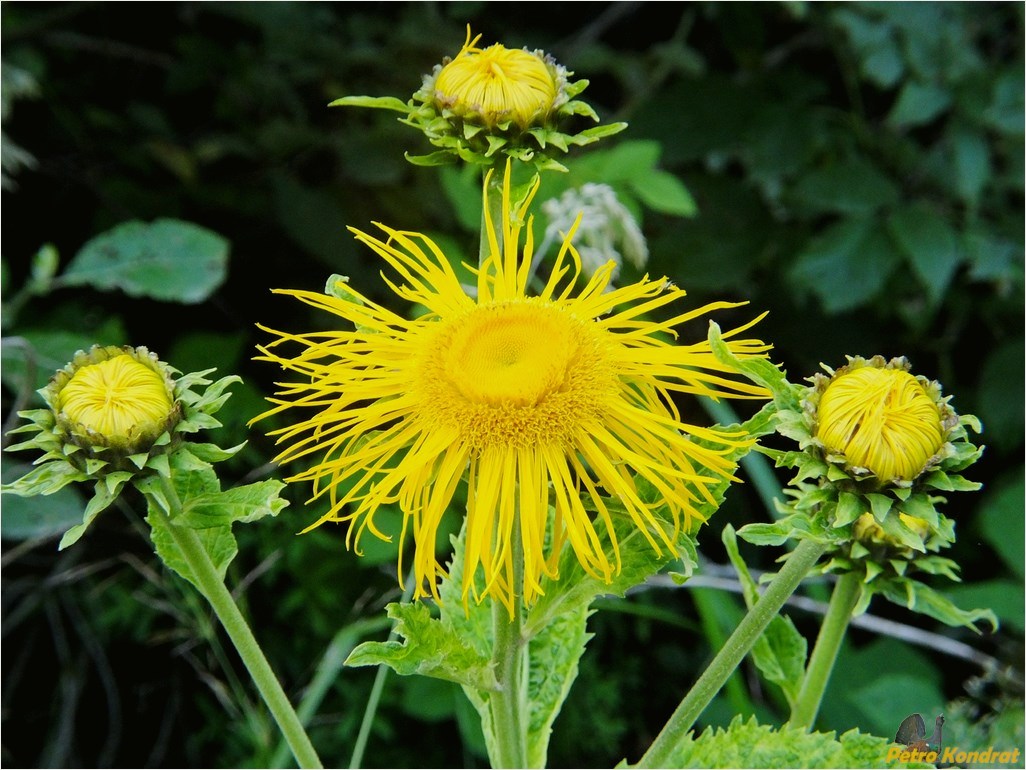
[256, 165, 769, 614]
[433, 31, 557, 129]
[58, 355, 172, 443]
[816, 365, 943, 482]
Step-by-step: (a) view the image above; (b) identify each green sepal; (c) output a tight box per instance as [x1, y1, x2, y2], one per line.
[344, 602, 500, 692]
[404, 150, 459, 167]
[661, 715, 927, 768]
[0, 459, 88, 497]
[876, 579, 998, 633]
[57, 474, 131, 550]
[708, 321, 800, 410]
[328, 95, 411, 113]
[186, 442, 247, 464]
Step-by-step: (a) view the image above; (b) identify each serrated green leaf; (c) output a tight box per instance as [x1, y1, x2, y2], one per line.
[708, 322, 797, 409]
[345, 602, 499, 692]
[146, 498, 238, 588]
[404, 150, 458, 167]
[178, 480, 288, 528]
[665, 715, 916, 768]
[186, 442, 247, 464]
[58, 219, 229, 304]
[1, 460, 89, 497]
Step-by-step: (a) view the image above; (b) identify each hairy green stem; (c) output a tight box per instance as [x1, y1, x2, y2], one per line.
[488, 518, 529, 769]
[151, 480, 322, 769]
[789, 571, 862, 730]
[635, 539, 827, 769]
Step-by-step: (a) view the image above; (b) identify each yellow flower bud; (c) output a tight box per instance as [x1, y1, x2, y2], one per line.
[434, 35, 557, 129]
[51, 347, 179, 457]
[816, 366, 944, 482]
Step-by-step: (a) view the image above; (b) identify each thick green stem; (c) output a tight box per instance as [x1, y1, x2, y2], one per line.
[635, 539, 827, 769]
[789, 571, 862, 730]
[151, 481, 322, 769]
[488, 517, 529, 769]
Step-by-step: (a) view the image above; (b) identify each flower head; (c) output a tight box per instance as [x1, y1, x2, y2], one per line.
[55, 350, 176, 454]
[816, 364, 944, 482]
[257, 164, 768, 613]
[330, 27, 627, 172]
[433, 38, 557, 129]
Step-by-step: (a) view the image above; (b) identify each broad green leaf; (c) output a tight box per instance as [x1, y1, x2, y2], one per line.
[177, 479, 289, 529]
[790, 217, 902, 314]
[886, 204, 962, 305]
[976, 341, 1025, 451]
[59, 219, 229, 304]
[628, 169, 697, 217]
[664, 715, 917, 768]
[951, 126, 992, 205]
[146, 498, 238, 589]
[975, 473, 1025, 580]
[345, 602, 499, 692]
[791, 158, 900, 216]
[887, 81, 952, 128]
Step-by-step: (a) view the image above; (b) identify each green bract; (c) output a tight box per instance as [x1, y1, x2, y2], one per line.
[3, 344, 245, 550]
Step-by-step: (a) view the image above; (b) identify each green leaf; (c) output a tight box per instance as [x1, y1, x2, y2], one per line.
[57, 475, 130, 550]
[887, 204, 962, 305]
[177, 480, 289, 529]
[146, 498, 238, 588]
[709, 321, 798, 410]
[887, 81, 952, 128]
[976, 474, 1025, 580]
[951, 126, 992, 205]
[525, 603, 592, 769]
[1, 459, 88, 497]
[628, 169, 697, 217]
[877, 579, 998, 632]
[665, 715, 916, 768]
[59, 219, 229, 304]
[0, 458, 85, 541]
[790, 217, 902, 314]
[722, 525, 807, 706]
[345, 602, 499, 692]
[328, 95, 411, 113]
[791, 158, 900, 216]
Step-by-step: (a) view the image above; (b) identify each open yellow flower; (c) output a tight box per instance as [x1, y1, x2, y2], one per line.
[256, 166, 769, 614]
[816, 365, 944, 482]
[433, 32, 557, 128]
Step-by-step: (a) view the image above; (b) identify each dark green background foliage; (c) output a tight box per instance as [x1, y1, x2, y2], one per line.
[1, 3, 1022, 767]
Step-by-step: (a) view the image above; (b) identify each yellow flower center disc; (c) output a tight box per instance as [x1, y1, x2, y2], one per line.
[420, 300, 616, 448]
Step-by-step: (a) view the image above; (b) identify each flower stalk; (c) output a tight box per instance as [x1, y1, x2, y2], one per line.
[149, 477, 322, 770]
[789, 572, 863, 731]
[635, 538, 827, 769]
